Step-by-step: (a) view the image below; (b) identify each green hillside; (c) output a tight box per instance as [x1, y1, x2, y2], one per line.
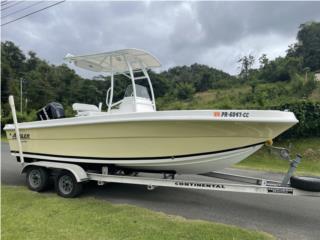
[157, 81, 320, 110]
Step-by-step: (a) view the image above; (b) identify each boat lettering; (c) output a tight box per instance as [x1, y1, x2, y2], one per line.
[175, 181, 225, 189]
[267, 187, 293, 194]
[218, 111, 249, 118]
[12, 133, 30, 140]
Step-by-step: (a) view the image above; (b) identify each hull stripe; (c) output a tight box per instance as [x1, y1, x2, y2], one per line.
[11, 142, 264, 160]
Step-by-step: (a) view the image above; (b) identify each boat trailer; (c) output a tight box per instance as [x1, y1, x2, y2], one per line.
[20, 157, 320, 198]
[8, 95, 320, 198]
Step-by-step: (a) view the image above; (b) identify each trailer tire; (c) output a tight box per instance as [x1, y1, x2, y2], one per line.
[26, 167, 49, 192]
[55, 171, 83, 198]
[290, 176, 320, 192]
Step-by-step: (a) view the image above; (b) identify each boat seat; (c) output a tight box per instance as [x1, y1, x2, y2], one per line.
[73, 103, 101, 116]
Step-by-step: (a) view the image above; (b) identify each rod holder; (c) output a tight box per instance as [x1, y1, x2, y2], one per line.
[8, 95, 24, 164]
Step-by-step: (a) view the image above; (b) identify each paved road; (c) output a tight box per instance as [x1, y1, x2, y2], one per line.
[1, 142, 320, 240]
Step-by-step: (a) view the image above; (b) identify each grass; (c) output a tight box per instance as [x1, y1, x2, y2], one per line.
[1, 185, 274, 240]
[159, 81, 317, 110]
[236, 138, 320, 176]
[194, 85, 251, 104]
[1, 135, 8, 143]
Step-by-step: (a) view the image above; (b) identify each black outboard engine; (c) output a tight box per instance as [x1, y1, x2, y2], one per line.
[37, 102, 65, 120]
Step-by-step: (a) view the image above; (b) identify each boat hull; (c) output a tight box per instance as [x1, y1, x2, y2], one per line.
[5, 110, 298, 174]
[11, 143, 263, 174]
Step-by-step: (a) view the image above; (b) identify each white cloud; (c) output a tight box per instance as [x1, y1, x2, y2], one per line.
[1, 1, 320, 77]
[198, 33, 296, 74]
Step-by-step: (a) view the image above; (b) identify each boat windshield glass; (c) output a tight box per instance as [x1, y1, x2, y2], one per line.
[124, 84, 151, 99]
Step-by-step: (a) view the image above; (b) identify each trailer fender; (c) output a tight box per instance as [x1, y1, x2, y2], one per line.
[21, 161, 88, 182]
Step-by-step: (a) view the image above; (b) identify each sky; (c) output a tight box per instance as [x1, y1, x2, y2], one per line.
[2, 1, 320, 78]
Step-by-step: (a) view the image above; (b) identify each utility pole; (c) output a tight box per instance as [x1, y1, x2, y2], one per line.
[304, 67, 310, 82]
[20, 78, 23, 114]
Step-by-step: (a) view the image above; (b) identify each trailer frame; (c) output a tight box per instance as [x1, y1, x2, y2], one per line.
[19, 160, 320, 197]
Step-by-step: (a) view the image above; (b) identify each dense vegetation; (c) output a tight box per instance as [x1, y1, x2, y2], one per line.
[1, 22, 320, 138]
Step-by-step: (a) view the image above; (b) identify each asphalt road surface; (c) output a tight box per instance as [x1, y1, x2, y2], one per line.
[1, 142, 320, 240]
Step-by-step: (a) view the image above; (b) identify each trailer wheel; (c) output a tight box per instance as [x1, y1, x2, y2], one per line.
[290, 176, 320, 192]
[26, 167, 49, 192]
[55, 171, 83, 198]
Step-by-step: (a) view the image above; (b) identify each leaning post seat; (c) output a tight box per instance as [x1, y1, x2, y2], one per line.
[72, 103, 101, 116]
[37, 102, 65, 120]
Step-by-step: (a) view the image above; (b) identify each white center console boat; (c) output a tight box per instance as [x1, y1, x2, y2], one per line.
[4, 49, 298, 175]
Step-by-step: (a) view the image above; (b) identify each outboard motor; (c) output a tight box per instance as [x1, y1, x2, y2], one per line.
[37, 102, 65, 120]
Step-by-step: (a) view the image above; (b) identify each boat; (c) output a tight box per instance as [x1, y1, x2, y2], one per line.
[4, 49, 298, 174]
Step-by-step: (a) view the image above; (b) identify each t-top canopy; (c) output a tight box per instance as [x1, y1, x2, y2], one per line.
[64, 48, 161, 74]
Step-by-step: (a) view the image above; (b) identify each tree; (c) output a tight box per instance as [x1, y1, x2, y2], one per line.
[287, 22, 320, 71]
[196, 73, 212, 92]
[258, 56, 302, 82]
[1, 41, 26, 72]
[148, 70, 171, 98]
[259, 54, 269, 68]
[238, 55, 255, 81]
[25, 51, 39, 71]
[175, 83, 195, 100]
[1, 41, 27, 115]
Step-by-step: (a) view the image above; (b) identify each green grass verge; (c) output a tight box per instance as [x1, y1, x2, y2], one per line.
[1, 135, 8, 143]
[236, 138, 320, 176]
[1, 185, 274, 240]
